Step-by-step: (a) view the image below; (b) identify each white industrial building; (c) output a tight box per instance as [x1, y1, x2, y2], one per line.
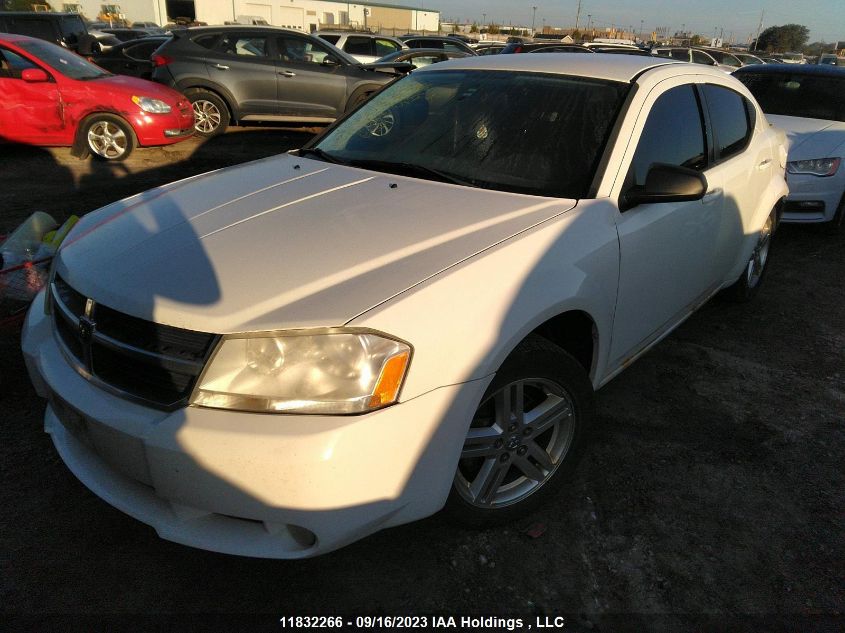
[58, 1, 439, 33]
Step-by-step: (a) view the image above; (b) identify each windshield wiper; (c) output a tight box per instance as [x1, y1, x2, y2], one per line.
[345, 159, 473, 187]
[297, 147, 348, 165]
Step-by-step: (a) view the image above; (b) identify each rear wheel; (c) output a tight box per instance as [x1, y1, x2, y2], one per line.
[445, 335, 593, 527]
[726, 208, 775, 302]
[187, 90, 230, 137]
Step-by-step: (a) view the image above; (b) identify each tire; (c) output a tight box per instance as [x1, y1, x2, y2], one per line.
[725, 207, 776, 303]
[186, 89, 230, 137]
[83, 114, 135, 161]
[444, 334, 594, 527]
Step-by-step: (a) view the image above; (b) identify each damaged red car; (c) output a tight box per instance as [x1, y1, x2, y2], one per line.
[0, 33, 194, 160]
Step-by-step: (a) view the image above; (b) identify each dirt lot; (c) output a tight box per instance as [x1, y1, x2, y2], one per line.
[1, 132, 843, 632]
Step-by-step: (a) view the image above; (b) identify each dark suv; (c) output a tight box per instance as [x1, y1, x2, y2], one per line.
[0, 11, 87, 52]
[151, 26, 399, 136]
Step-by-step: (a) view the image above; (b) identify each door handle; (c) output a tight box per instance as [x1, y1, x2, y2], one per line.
[214, 63, 229, 70]
[702, 188, 723, 204]
[756, 158, 773, 170]
[279, 70, 296, 77]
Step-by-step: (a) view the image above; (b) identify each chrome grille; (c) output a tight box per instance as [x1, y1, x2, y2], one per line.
[50, 275, 219, 410]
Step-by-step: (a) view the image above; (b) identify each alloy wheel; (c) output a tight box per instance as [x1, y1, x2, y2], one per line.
[454, 378, 576, 508]
[192, 99, 222, 134]
[87, 121, 128, 159]
[746, 214, 773, 289]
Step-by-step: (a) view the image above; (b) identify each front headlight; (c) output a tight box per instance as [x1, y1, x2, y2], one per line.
[786, 157, 840, 177]
[191, 330, 411, 415]
[131, 95, 172, 114]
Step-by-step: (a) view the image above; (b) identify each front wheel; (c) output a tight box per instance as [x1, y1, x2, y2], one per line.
[84, 114, 134, 161]
[445, 335, 594, 527]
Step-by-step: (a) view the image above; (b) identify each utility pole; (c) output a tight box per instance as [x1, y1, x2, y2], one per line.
[575, 0, 581, 31]
[586, 14, 591, 36]
[754, 9, 764, 50]
[532, 6, 537, 34]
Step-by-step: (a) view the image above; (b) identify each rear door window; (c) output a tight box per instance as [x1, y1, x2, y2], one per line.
[669, 49, 690, 61]
[277, 36, 332, 64]
[215, 33, 269, 57]
[344, 36, 373, 57]
[702, 84, 753, 161]
[317, 34, 340, 45]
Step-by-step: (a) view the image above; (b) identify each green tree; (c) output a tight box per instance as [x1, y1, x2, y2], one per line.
[803, 41, 835, 55]
[488, 23, 500, 35]
[469, 22, 479, 34]
[690, 34, 704, 46]
[757, 24, 810, 52]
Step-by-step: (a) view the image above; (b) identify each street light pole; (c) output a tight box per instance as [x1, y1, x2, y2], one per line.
[532, 6, 537, 34]
[575, 0, 581, 31]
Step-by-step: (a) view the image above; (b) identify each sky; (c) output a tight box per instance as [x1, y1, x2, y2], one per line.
[407, 0, 845, 45]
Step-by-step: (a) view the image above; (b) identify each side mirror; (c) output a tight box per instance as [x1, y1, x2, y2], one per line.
[621, 163, 707, 210]
[321, 55, 340, 67]
[21, 68, 50, 83]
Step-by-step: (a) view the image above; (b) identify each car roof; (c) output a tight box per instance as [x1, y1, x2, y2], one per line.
[0, 32, 39, 44]
[734, 63, 845, 78]
[175, 25, 306, 35]
[413, 52, 681, 83]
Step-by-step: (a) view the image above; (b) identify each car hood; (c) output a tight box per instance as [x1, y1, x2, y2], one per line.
[57, 154, 575, 333]
[766, 114, 845, 160]
[90, 73, 184, 102]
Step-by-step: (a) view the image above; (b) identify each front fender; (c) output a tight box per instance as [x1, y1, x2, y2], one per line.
[349, 200, 621, 398]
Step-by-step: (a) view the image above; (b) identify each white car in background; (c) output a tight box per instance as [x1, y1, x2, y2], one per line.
[314, 31, 406, 63]
[735, 64, 845, 230]
[23, 55, 787, 558]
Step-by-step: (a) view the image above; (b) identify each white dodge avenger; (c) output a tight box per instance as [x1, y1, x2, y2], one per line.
[23, 55, 788, 558]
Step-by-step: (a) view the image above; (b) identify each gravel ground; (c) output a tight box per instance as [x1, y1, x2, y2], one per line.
[1, 132, 842, 632]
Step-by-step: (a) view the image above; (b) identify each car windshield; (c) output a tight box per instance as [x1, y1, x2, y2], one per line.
[314, 70, 629, 198]
[18, 39, 111, 80]
[736, 72, 845, 121]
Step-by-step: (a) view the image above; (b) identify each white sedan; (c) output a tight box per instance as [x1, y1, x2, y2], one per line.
[735, 64, 845, 230]
[22, 55, 788, 558]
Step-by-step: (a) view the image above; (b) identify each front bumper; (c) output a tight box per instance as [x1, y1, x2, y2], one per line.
[782, 169, 844, 223]
[23, 294, 489, 558]
[129, 104, 195, 147]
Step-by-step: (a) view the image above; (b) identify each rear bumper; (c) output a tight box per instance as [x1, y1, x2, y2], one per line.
[23, 294, 489, 558]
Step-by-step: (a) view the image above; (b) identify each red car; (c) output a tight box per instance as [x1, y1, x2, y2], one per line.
[0, 33, 194, 160]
